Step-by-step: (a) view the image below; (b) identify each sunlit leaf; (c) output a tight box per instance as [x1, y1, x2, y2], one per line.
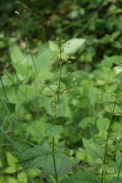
[63, 38, 86, 54]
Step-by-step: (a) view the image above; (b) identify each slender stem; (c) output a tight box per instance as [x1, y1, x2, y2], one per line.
[52, 136, 59, 183]
[52, 45, 62, 183]
[117, 154, 122, 179]
[100, 84, 122, 183]
[117, 156, 122, 179]
[57, 48, 62, 103]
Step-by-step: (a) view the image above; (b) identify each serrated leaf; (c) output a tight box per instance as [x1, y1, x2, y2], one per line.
[42, 153, 71, 176]
[83, 138, 105, 159]
[19, 145, 51, 169]
[19, 144, 70, 176]
[56, 100, 65, 117]
[61, 172, 100, 183]
[107, 177, 122, 183]
[45, 123, 63, 136]
[47, 99, 65, 117]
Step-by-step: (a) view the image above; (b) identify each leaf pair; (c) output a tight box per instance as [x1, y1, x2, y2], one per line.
[19, 144, 71, 176]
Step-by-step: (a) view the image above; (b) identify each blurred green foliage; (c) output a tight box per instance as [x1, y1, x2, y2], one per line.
[1, 0, 122, 71]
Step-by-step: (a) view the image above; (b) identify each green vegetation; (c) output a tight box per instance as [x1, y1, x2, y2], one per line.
[0, 0, 122, 183]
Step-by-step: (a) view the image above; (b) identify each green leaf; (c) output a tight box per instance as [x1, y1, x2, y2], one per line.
[79, 117, 93, 129]
[48, 40, 59, 51]
[0, 72, 15, 87]
[7, 177, 19, 183]
[10, 45, 34, 77]
[105, 104, 121, 114]
[27, 119, 45, 139]
[6, 152, 18, 166]
[17, 172, 28, 183]
[42, 153, 71, 176]
[4, 165, 22, 174]
[9, 44, 24, 64]
[27, 169, 41, 178]
[112, 55, 122, 65]
[107, 177, 122, 183]
[83, 138, 105, 159]
[96, 118, 109, 131]
[83, 86, 99, 104]
[47, 99, 65, 117]
[4, 166, 17, 174]
[12, 60, 33, 78]
[19, 144, 70, 177]
[45, 123, 63, 136]
[56, 100, 65, 117]
[0, 177, 4, 183]
[101, 55, 113, 70]
[19, 144, 51, 169]
[63, 38, 86, 54]
[61, 172, 100, 183]
[38, 71, 53, 80]
[36, 49, 52, 73]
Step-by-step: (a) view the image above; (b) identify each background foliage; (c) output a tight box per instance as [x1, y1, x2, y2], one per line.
[0, 0, 122, 182]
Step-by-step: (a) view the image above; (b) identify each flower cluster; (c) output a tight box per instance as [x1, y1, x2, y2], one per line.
[98, 81, 122, 115]
[40, 38, 77, 99]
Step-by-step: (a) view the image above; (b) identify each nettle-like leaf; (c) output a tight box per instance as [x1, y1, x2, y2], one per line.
[42, 153, 71, 176]
[19, 144, 71, 176]
[61, 172, 100, 183]
[19, 145, 50, 169]
[107, 177, 122, 183]
[83, 138, 105, 159]
[45, 123, 63, 136]
[47, 99, 65, 117]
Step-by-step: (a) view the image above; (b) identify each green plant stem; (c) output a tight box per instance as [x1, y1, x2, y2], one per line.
[52, 46, 62, 183]
[100, 84, 122, 183]
[57, 48, 62, 103]
[117, 154, 122, 180]
[52, 136, 59, 183]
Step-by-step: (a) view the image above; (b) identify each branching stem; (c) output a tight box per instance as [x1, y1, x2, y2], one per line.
[52, 44, 62, 183]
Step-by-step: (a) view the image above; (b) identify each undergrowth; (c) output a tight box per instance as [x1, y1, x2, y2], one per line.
[18, 39, 122, 183]
[0, 37, 122, 183]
